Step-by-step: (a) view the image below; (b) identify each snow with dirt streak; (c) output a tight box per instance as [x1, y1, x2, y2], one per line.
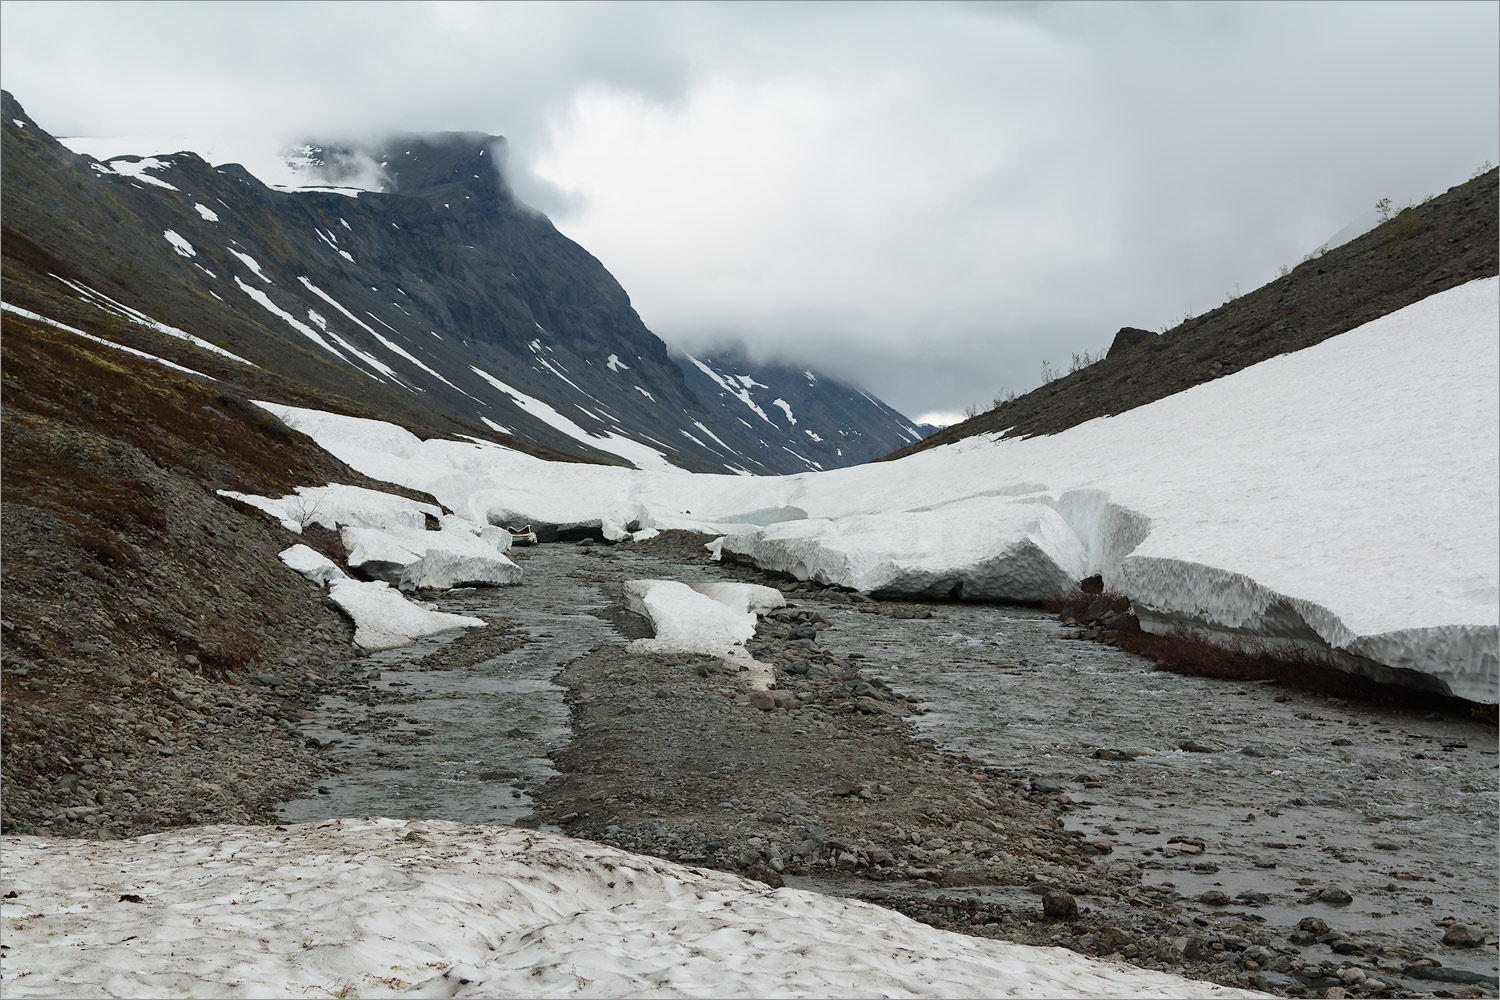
[0, 818, 1267, 999]
[260, 279, 1499, 701]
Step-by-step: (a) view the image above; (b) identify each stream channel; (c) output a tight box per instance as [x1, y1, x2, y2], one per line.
[278, 542, 1498, 991]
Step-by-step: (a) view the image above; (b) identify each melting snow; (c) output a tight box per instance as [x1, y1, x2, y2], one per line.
[634, 386, 655, 401]
[193, 203, 220, 222]
[772, 398, 797, 425]
[0, 819, 1262, 999]
[606, 353, 630, 371]
[685, 354, 774, 425]
[1, 302, 212, 379]
[101, 155, 179, 189]
[469, 365, 680, 472]
[260, 278, 1500, 701]
[226, 249, 272, 284]
[162, 229, 196, 258]
[55, 277, 254, 365]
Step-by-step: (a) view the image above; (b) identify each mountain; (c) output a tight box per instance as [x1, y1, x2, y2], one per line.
[676, 348, 935, 472]
[0, 91, 922, 476]
[889, 166, 1498, 459]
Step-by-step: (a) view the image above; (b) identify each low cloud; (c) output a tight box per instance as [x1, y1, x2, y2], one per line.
[3, 1, 1495, 417]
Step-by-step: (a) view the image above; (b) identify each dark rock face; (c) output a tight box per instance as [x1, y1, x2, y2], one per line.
[676, 348, 934, 473]
[1106, 326, 1159, 358]
[0, 91, 917, 475]
[889, 166, 1499, 458]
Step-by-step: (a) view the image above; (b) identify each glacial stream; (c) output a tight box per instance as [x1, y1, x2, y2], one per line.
[279, 543, 1497, 987]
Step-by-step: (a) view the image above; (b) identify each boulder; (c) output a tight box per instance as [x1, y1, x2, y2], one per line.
[1106, 326, 1158, 358]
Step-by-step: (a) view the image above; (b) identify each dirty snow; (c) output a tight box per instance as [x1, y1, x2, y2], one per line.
[0, 819, 1264, 999]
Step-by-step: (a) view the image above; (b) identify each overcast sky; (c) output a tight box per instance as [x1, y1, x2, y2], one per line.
[3, 2, 1496, 423]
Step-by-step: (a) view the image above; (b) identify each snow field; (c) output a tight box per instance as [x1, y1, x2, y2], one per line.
[259, 278, 1500, 701]
[0, 819, 1267, 1000]
[624, 580, 785, 688]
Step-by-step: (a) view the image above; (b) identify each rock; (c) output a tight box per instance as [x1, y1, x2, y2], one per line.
[1442, 923, 1483, 948]
[747, 691, 776, 711]
[1178, 739, 1227, 753]
[1198, 890, 1232, 906]
[1106, 326, 1159, 358]
[1172, 933, 1211, 961]
[771, 690, 798, 710]
[1042, 890, 1078, 921]
[1235, 891, 1271, 906]
[1315, 886, 1354, 906]
[1402, 965, 1500, 987]
[1298, 917, 1331, 937]
[1090, 748, 1136, 761]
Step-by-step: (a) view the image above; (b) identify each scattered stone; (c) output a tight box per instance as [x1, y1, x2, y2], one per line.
[1443, 923, 1483, 948]
[1042, 890, 1078, 921]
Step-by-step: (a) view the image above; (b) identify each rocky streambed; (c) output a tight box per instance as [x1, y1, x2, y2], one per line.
[277, 537, 1497, 998]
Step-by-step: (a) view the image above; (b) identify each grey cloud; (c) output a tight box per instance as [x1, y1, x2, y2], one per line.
[2, 1, 1494, 419]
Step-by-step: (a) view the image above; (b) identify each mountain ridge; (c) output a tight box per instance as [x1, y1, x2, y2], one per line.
[3, 91, 927, 476]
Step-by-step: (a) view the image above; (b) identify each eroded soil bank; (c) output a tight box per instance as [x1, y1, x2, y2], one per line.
[281, 536, 1497, 998]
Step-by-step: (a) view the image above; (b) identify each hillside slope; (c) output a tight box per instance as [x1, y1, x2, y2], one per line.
[2, 93, 925, 475]
[677, 349, 935, 472]
[888, 168, 1498, 457]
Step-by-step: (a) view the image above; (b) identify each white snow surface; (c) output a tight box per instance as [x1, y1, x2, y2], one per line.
[468, 365, 680, 472]
[256, 279, 1500, 701]
[625, 579, 757, 653]
[58, 135, 378, 196]
[327, 579, 485, 650]
[690, 581, 788, 616]
[341, 517, 521, 591]
[193, 202, 220, 222]
[0, 819, 1263, 1000]
[217, 483, 441, 535]
[97, 155, 179, 189]
[161, 229, 195, 258]
[277, 543, 346, 586]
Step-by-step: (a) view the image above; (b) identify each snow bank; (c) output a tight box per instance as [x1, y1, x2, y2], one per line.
[257, 279, 1499, 701]
[690, 581, 787, 616]
[0, 819, 1263, 1000]
[327, 579, 484, 651]
[624, 579, 758, 653]
[277, 544, 345, 586]
[341, 517, 520, 591]
[217, 483, 440, 535]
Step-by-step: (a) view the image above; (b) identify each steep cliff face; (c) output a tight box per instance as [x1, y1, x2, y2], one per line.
[5, 92, 923, 474]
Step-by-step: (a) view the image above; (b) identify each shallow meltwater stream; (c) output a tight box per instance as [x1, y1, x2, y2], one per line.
[278, 582, 617, 829]
[818, 602, 1499, 984]
[279, 544, 1497, 989]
